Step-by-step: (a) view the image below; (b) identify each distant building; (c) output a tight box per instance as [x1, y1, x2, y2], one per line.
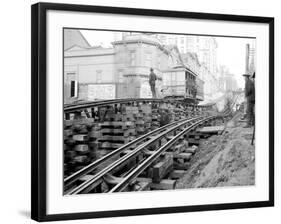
[155, 34, 188, 54]
[196, 37, 218, 77]
[245, 41, 256, 75]
[218, 66, 238, 92]
[154, 35, 218, 76]
[153, 34, 219, 101]
[181, 52, 201, 76]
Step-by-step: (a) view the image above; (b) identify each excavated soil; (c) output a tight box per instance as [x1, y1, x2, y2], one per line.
[176, 113, 255, 189]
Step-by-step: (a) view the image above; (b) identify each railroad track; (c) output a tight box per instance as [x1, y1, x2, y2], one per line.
[64, 98, 214, 114]
[110, 116, 217, 193]
[64, 114, 222, 194]
[64, 116, 202, 189]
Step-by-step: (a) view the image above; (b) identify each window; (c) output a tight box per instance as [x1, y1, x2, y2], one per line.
[118, 70, 124, 83]
[96, 70, 102, 83]
[145, 52, 152, 67]
[67, 72, 75, 76]
[157, 55, 161, 69]
[70, 80, 78, 98]
[130, 51, 136, 66]
[168, 37, 173, 44]
[181, 37, 184, 44]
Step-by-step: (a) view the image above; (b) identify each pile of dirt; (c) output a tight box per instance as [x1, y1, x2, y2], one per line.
[176, 114, 255, 189]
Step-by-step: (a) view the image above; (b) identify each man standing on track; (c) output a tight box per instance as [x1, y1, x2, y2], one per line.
[149, 68, 157, 98]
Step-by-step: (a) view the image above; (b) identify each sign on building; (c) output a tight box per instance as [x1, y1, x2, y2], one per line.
[87, 84, 116, 100]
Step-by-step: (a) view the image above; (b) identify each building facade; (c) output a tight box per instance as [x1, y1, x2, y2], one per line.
[64, 32, 204, 103]
[218, 65, 238, 92]
[245, 41, 256, 75]
[153, 34, 219, 99]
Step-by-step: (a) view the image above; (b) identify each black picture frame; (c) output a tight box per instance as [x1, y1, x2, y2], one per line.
[31, 2, 274, 222]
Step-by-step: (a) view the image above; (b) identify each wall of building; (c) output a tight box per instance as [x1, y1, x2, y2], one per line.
[64, 34, 178, 101]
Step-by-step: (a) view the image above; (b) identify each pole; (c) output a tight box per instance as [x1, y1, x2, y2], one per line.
[251, 124, 255, 145]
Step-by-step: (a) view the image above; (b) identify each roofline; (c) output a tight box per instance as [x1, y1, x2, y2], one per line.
[77, 30, 91, 47]
[64, 44, 92, 51]
[112, 39, 170, 55]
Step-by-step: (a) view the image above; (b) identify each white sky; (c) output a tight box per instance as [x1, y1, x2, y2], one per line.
[215, 37, 255, 88]
[81, 30, 255, 88]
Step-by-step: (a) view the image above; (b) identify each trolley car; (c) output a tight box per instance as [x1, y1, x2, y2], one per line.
[161, 65, 204, 104]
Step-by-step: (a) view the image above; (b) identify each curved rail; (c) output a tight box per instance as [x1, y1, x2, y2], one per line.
[66, 115, 206, 194]
[64, 116, 202, 188]
[109, 116, 217, 192]
[64, 98, 214, 113]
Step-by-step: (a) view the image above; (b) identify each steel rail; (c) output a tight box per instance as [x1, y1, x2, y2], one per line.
[64, 98, 174, 108]
[64, 98, 213, 113]
[64, 116, 201, 188]
[66, 116, 206, 194]
[109, 115, 218, 192]
[65, 98, 176, 113]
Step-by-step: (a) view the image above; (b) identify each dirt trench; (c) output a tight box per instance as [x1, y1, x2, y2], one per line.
[176, 113, 255, 189]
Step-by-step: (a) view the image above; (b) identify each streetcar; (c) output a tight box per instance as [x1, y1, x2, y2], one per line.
[161, 65, 204, 104]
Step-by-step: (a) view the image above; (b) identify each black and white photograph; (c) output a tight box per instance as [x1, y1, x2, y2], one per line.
[0, 0, 278, 223]
[63, 29, 256, 195]
[30, 2, 274, 221]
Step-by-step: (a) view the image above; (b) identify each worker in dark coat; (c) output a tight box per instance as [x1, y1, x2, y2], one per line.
[243, 73, 255, 127]
[149, 68, 157, 98]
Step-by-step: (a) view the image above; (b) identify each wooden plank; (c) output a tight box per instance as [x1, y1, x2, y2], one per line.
[98, 135, 129, 142]
[197, 125, 225, 134]
[136, 120, 145, 125]
[89, 131, 101, 139]
[136, 177, 152, 183]
[73, 134, 88, 142]
[64, 129, 73, 137]
[64, 118, 95, 127]
[170, 170, 186, 179]
[88, 141, 101, 150]
[150, 179, 176, 190]
[152, 155, 174, 183]
[101, 121, 135, 126]
[74, 144, 89, 154]
[133, 181, 151, 191]
[100, 128, 136, 137]
[174, 152, 192, 160]
[173, 140, 189, 153]
[73, 155, 89, 164]
[184, 145, 198, 154]
[100, 142, 124, 149]
[188, 139, 200, 145]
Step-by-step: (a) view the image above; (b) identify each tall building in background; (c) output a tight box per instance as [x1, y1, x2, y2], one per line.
[153, 33, 220, 101]
[155, 34, 218, 76]
[245, 40, 256, 75]
[218, 65, 238, 92]
[155, 34, 188, 53]
[196, 37, 218, 76]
